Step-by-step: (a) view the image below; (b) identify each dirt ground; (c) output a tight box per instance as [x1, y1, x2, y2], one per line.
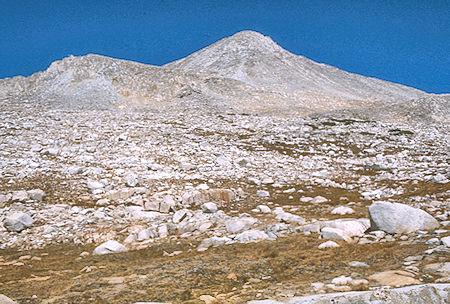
[1, 231, 445, 304]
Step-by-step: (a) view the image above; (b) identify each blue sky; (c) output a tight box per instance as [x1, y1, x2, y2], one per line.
[1, 0, 449, 93]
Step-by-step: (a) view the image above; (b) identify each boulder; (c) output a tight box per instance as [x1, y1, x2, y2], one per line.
[124, 173, 139, 187]
[0, 294, 18, 304]
[197, 236, 232, 251]
[3, 212, 34, 232]
[235, 230, 271, 243]
[368, 201, 440, 233]
[321, 227, 353, 243]
[159, 195, 175, 213]
[92, 240, 128, 255]
[27, 189, 45, 202]
[11, 191, 29, 203]
[226, 217, 257, 234]
[201, 202, 218, 213]
[441, 236, 450, 247]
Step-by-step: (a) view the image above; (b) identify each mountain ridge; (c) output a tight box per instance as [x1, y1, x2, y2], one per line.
[1, 30, 442, 120]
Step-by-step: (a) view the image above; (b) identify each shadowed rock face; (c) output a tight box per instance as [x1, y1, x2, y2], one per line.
[1, 30, 438, 119]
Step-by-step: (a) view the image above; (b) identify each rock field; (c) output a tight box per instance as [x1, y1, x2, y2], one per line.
[0, 31, 449, 303]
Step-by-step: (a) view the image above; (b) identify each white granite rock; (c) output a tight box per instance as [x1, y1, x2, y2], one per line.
[3, 212, 34, 232]
[369, 201, 440, 233]
[92, 240, 128, 255]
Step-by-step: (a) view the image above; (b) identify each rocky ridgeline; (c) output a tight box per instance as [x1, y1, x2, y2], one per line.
[0, 30, 449, 303]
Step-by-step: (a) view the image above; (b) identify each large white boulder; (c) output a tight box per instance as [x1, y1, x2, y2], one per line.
[3, 212, 34, 232]
[369, 201, 440, 234]
[92, 240, 128, 255]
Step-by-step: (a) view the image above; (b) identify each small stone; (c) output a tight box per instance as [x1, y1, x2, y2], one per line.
[247, 177, 261, 186]
[300, 197, 313, 203]
[124, 173, 139, 187]
[173, 209, 188, 223]
[311, 282, 325, 291]
[318, 241, 340, 249]
[159, 195, 175, 213]
[256, 190, 270, 198]
[216, 155, 231, 166]
[261, 177, 274, 184]
[27, 189, 45, 202]
[256, 205, 271, 213]
[310, 196, 328, 204]
[87, 181, 104, 193]
[331, 206, 355, 215]
[92, 240, 128, 255]
[201, 202, 218, 213]
[331, 275, 353, 285]
[349, 261, 369, 268]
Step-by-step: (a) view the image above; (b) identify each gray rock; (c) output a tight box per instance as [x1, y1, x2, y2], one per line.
[256, 190, 270, 198]
[11, 191, 29, 203]
[92, 240, 128, 255]
[216, 155, 231, 166]
[226, 217, 257, 234]
[0, 294, 18, 304]
[197, 236, 232, 251]
[87, 180, 104, 193]
[369, 201, 440, 233]
[3, 212, 34, 232]
[256, 205, 271, 213]
[275, 211, 306, 225]
[235, 230, 271, 243]
[124, 173, 139, 187]
[331, 206, 355, 215]
[201, 202, 218, 213]
[247, 177, 261, 186]
[321, 227, 353, 243]
[441, 236, 450, 247]
[27, 189, 45, 202]
[173, 209, 189, 223]
[310, 196, 328, 204]
[159, 195, 176, 213]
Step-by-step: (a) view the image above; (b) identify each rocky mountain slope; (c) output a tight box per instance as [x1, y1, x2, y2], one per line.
[0, 30, 448, 304]
[1, 30, 441, 119]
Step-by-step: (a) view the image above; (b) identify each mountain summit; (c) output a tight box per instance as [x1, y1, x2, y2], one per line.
[0, 30, 436, 117]
[166, 31, 424, 103]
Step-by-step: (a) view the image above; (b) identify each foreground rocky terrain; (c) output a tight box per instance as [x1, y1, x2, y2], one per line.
[0, 31, 448, 303]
